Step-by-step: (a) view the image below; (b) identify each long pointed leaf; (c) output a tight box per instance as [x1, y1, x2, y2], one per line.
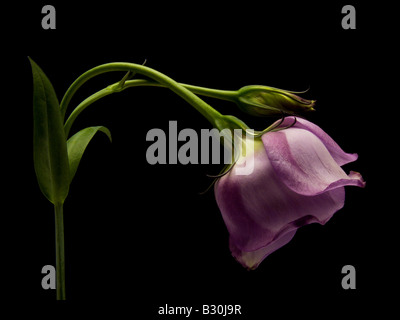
[30, 58, 70, 204]
[67, 126, 112, 183]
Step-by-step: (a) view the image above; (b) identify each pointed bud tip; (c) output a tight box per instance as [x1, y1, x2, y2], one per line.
[309, 100, 316, 111]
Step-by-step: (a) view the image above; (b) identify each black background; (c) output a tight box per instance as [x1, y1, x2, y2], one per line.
[3, 0, 395, 317]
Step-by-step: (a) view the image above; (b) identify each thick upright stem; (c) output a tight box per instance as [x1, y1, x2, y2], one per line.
[54, 203, 66, 300]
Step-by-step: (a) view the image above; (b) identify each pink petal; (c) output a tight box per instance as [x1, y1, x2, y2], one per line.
[262, 127, 365, 196]
[230, 230, 297, 270]
[215, 145, 346, 269]
[276, 117, 358, 166]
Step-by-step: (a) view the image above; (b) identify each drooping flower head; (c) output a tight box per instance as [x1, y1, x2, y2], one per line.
[214, 117, 365, 269]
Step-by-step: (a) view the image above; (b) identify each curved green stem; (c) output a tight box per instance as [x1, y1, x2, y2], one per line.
[121, 79, 239, 101]
[60, 63, 226, 133]
[64, 87, 112, 137]
[170, 83, 237, 102]
[64, 79, 240, 137]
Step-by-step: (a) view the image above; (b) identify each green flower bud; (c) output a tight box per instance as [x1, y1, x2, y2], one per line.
[236, 85, 316, 116]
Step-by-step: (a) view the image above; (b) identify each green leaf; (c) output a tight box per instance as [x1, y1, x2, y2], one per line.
[30, 58, 70, 205]
[67, 126, 112, 183]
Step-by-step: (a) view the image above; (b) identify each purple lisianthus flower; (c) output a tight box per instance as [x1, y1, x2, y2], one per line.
[214, 117, 365, 270]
